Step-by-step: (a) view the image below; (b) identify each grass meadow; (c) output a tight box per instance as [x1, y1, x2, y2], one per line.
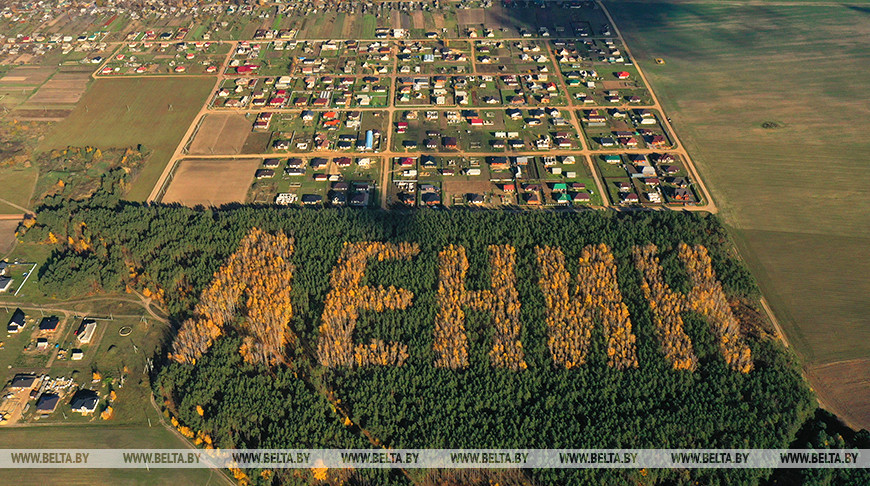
[0, 426, 226, 485]
[0, 167, 38, 213]
[605, 0, 870, 427]
[37, 78, 214, 200]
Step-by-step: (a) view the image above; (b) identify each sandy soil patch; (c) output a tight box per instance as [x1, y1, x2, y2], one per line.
[162, 158, 260, 206]
[807, 359, 870, 430]
[188, 113, 251, 155]
[441, 179, 491, 205]
[601, 81, 635, 90]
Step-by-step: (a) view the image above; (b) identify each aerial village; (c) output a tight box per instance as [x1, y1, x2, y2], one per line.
[0, 0, 705, 421]
[0, 0, 704, 211]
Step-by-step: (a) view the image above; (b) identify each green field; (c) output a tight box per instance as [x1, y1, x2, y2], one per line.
[0, 426, 226, 486]
[605, 0, 870, 428]
[0, 167, 37, 214]
[37, 78, 214, 200]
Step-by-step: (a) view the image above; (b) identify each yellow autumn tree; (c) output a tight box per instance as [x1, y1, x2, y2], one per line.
[536, 244, 638, 370]
[316, 241, 418, 368]
[433, 245, 526, 371]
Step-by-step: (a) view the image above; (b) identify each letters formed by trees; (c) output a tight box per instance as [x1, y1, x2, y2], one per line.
[434, 244, 527, 371]
[678, 243, 753, 373]
[27, 204, 816, 486]
[633, 243, 752, 373]
[536, 244, 639, 370]
[316, 241, 419, 368]
[170, 227, 296, 367]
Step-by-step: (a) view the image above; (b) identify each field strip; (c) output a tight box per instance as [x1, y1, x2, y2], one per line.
[806, 358, 870, 431]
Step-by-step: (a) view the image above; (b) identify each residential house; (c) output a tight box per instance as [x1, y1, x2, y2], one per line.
[573, 192, 592, 203]
[623, 192, 640, 203]
[75, 319, 97, 344]
[10, 374, 36, 390]
[36, 393, 60, 414]
[301, 194, 323, 205]
[6, 308, 25, 333]
[38, 316, 59, 332]
[70, 389, 99, 415]
[467, 194, 484, 205]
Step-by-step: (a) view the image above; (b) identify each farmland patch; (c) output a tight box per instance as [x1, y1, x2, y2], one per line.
[37, 77, 214, 200]
[187, 113, 251, 155]
[20, 71, 91, 107]
[807, 359, 870, 431]
[162, 158, 260, 206]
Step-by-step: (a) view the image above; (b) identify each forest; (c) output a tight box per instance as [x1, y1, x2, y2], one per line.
[21, 189, 862, 486]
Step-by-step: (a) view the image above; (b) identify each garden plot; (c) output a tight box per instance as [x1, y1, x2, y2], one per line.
[580, 108, 673, 151]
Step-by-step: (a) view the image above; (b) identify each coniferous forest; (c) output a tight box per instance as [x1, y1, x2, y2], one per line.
[22, 190, 867, 486]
